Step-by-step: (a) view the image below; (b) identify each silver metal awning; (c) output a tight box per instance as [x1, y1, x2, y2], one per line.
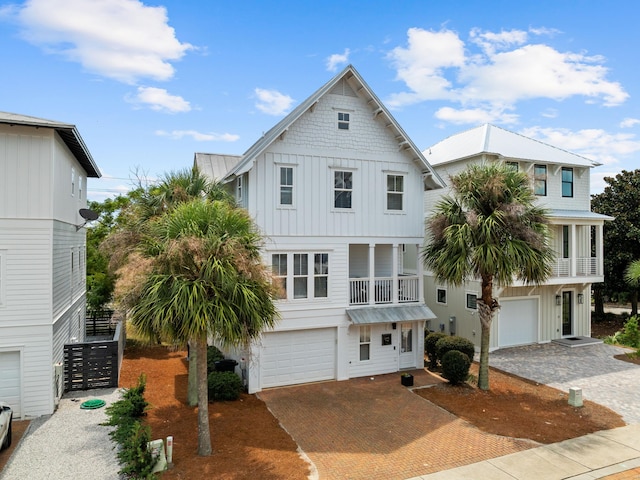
[346, 304, 436, 325]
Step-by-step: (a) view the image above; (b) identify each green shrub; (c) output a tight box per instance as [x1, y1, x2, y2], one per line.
[118, 421, 157, 480]
[207, 371, 243, 401]
[441, 350, 471, 385]
[435, 336, 475, 364]
[425, 332, 448, 367]
[206, 345, 226, 374]
[620, 316, 640, 348]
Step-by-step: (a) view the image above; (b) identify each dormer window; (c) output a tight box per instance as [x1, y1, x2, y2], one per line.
[338, 112, 350, 130]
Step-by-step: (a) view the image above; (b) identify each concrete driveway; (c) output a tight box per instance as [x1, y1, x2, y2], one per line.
[258, 369, 536, 480]
[489, 342, 640, 424]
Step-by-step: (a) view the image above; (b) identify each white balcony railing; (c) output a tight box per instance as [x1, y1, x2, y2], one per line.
[349, 275, 420, 306]
[577, 257, 598, 276]
[551, 257, 600, 278]
[552, 258, 570, 277]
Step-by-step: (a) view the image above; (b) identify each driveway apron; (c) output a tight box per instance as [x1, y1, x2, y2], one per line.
[258, 369, 536, 480]
[489, 342, 640, 424]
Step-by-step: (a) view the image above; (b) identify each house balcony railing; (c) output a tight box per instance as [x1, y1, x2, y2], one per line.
[551, 257, 600, 278]
[349, 275, 420, 306]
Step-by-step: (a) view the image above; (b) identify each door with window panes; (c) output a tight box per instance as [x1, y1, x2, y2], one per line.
[399, 323, 415, 369]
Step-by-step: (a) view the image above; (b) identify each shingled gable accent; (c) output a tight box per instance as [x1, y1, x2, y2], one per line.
[223, 65, 445, 190]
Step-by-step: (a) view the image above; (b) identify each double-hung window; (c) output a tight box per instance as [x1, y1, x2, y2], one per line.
[334, 170, 353, 209]
[562, 226, 570, 259]
[236, 176, 244, 206]
[359, 325, 371, 361]
[271, 254, 287, 299]
[314, 254, 328, 298]
[436, 287, 447, 305]
[338, 112, 350, 130]
[466, 293, 478, 310]
[279, 166, 294, 206]
[71, 167, 76, 196]
[534, 165, 547, 196]
[293, 254, 308, 299]
[386, 175, 404, 211]
[562, 167, 574, 198]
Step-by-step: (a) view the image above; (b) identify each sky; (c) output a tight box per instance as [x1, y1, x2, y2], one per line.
[1, 0, 638, 201]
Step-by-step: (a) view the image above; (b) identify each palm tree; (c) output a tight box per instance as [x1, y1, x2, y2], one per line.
[128, 199, 278, 456]
[625, 259, 640, 290]
[422, 163, 554, 390]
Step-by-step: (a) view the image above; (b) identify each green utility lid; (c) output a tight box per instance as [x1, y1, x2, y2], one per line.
[80, 399, 106, 410]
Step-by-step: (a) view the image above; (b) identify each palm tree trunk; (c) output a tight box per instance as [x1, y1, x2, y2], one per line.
[187, 340, 198, 406]
[477, 276, 495, 391]
[195, 338, 212, 456]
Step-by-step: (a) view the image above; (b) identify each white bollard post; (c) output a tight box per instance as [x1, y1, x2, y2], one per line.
[569, 387, 583, 407]
[166, 436, 174, 467]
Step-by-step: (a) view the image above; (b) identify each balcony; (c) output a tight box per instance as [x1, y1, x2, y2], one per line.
[349, 275, 420, 306]
[551, 256, 601, 278]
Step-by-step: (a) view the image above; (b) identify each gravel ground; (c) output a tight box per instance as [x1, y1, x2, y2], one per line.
[0, 388, 122, 480]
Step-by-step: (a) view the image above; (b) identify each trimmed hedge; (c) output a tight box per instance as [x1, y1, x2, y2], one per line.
[425, 332, 448, 367]
[206, 345, 225, 374]
[435, 336, 475, 364]
[441, 350, 471, 385]
[207, 371, 244, 401]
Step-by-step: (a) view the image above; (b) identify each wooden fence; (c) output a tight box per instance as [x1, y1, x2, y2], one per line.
[86, 309, 116, 337]
[64, 320, 125, 392]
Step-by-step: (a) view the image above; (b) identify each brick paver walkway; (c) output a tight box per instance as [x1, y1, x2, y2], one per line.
[259, 369, 537, 480]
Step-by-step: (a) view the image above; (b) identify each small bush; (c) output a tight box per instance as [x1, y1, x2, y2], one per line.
[425, 332, 448, 367]
[441, 350, 471, 385]
[620, 316, 640, 348]
[435, 336, 475, 364]
[206, 345, 226, 373]
[207, 371, 243, 401]
[118, 421, 156, 480]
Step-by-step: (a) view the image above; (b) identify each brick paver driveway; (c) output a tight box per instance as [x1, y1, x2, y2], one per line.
[258, 369, 536, 480]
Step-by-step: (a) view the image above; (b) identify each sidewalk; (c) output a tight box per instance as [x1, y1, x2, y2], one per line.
[408, 424, 640, 480]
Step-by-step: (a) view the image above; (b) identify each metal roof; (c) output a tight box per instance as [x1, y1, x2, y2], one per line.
[547, 209, 614, 221]
[221, 65, 445, 190]
[424, 124, 599, 168]
[194, 153, 242, 181]
[346, 304, 437, 325]
[0, 111, 101, 178]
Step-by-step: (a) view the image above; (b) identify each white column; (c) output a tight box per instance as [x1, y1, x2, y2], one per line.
[597, 223, 604, 276]
[369, 244, 375, 305]
[392, 244, 399, 304]
[570, 224, 577, 277]
[417, 243, 425, 303]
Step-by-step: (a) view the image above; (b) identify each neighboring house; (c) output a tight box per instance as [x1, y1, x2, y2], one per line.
[422, 124, 612, 350]
[196, 65, 444, 393]
[0, 112, 101, 418]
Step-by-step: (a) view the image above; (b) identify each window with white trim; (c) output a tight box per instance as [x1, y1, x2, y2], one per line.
[562, 167, 574, 198]
[338, 112, 350, 130]
[359, 325, 371, 361]
[466, 293, 478, 310]
[334, 170, 353, 209]
[78, 175, 83, 200]
[279, 166, 294, 206]
[271, 254, 287, 299]
[386, 174, 404, 211]
[271, 252, 329, 300]
[236, 176, 243, 205]
[71, 167, 76, 196]
[436, 287, 447, 305]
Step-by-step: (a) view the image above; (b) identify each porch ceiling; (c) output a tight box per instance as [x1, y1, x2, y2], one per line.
[346, 304, 436, 325]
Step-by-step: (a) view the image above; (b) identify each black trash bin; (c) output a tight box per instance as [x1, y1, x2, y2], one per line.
[214, 359, 238, 372]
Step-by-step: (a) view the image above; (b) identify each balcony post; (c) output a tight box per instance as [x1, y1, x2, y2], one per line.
[570, 224, 577, 277]
[597, 223, 604, 276]
[392, 244, 399, 304]
[368, 244, 375, 305]
[417, 243, 424, 303]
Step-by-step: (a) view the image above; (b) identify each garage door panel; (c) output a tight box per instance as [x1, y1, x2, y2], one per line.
[261, 328, 336, 388]
[0, 351, 21, 418]
[499, 299, 538, 347]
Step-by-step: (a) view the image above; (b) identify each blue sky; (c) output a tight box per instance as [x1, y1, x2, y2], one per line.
[1, 0, 638, 201]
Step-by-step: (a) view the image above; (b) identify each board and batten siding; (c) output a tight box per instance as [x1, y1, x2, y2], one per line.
[52, 221, 86, 322]
[246, 91, 425, 239]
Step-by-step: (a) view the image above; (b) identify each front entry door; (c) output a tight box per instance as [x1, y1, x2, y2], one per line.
[562, 291, 573, 336]
[399, 323, 415, 369]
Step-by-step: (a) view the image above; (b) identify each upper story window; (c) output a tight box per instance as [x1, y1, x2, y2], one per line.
[0, 251, 5, 307]
[562, 225, 570, 259]
[271, 254, 287, 299]
[436, 287, 447, 305]
[562, 167, 574, 198]
[386, 175, 404, 211]
[279, 166, 294, 206]
[534, 165, 547, 196]
[71, 167, 76, 196]
[78, 176, 83, 200]
[506, 161, 519, 171]
[338, 112, 350, 130]
[236, 176, 243, 206]
[334, 171, 353, 209]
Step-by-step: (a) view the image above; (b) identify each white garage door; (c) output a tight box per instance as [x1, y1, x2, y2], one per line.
[261, 328, 336, 388]
[498, 299, 538, 348]
[0, 351, 21, 418]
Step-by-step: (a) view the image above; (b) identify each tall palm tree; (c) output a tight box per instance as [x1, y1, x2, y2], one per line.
[129, 199, 278, 456]
[624, 259, 640, 291]
[422, 163, 554, 390]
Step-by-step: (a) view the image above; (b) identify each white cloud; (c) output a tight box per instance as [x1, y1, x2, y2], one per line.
[155, 130, 239, 142]
[520, 126, 640, 166]
[386, 27, 628, 120]
[434, 106, 518, 125]
[11, 0, 193, 84]
[621, 118, 640, 128]
[326, 48, 350, 72]
[127, 86, 191, 113]
[254, 88, 294, 116]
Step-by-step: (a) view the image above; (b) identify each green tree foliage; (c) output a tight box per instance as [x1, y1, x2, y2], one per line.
[592, 170, 640, 315]
[440, 350, 471, 385]
[423, 163, 554, 390]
